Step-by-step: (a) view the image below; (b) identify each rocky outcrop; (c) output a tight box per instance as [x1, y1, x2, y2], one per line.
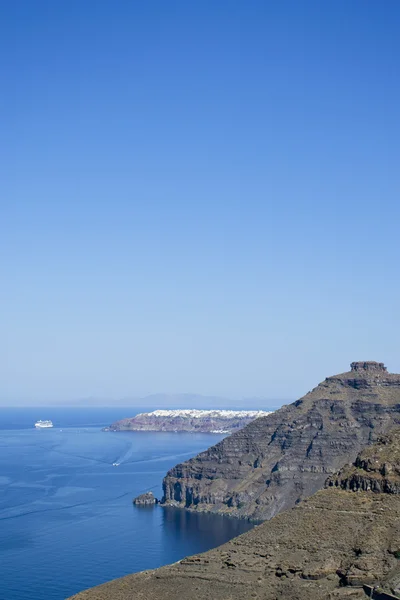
[327, 431, 400, 494]
[162, 362, 400, 520]
[107, 409, 271, 434]
[67, 429, 400, 600]
[133, 491, 158, 505]
[350, 361, 387, 373]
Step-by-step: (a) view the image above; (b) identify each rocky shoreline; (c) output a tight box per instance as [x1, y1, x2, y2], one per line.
[68, 425, 400, 600]
[68, 361, 400, 600]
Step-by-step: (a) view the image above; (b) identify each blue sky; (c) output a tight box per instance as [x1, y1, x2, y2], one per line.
[1, 1, 399, 404]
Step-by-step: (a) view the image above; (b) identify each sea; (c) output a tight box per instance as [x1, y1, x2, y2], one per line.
[0, 407, 254, 600]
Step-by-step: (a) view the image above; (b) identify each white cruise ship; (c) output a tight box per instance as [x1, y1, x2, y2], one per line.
[35, 419, 54, 429]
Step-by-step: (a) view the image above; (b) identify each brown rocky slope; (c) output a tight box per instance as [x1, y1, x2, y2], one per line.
[162, 361, 400, 520]
[68, 428, 400, 600]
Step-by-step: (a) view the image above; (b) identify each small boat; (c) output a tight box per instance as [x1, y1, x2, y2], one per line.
[35, 420, 54, 429]
[112, 462, 120, 467]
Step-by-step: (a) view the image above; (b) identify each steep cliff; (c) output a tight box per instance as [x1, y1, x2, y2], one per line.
[68, 428, 400, 600]
[162, 361, 400, 520]
[327, 429, 400, 494]
[107, 409, 271, 433]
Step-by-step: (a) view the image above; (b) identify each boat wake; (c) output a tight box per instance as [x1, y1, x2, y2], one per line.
[122, 450, 197, 466]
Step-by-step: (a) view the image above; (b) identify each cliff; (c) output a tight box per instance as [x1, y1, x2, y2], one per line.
[162, 361, 400, 520]
[327, 430, 400, 494]
[67, 428, 400, 600]
[106, 409, 271, 434]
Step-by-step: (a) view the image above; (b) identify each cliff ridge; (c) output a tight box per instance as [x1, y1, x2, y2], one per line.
[162, 361, 400, 520]
[68, 427, 400, 600]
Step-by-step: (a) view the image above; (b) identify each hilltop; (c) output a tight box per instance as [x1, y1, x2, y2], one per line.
[162, 361, 400, 520]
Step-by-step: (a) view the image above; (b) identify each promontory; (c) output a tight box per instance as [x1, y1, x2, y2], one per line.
[162, 361, 400, 520]
[68, 361, 400, 600]
[105, 409, 272, 434]
[68, 425, 400, 599]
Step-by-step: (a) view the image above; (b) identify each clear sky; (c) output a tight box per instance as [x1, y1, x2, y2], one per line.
[2, 1, 399, 405]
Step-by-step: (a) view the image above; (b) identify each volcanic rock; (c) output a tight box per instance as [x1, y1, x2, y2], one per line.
[133, 491, 158, 505]
[67, 428, 400, 600]
[162, 361, 400, 520]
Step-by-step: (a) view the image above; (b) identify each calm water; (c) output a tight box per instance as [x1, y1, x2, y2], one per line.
[0, 408, 253, 600]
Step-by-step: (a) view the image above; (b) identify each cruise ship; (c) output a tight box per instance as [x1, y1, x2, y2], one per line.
[35, 419, 54, 429]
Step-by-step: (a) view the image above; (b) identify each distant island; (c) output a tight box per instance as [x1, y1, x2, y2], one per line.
[104, 409, 272, 434]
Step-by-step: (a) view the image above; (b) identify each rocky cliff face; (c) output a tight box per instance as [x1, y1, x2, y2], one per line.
[107, 409, 271, 434]
[162, 361, 400, 520]
[68, 428, 400, 600]
[327, 430, 400, 494]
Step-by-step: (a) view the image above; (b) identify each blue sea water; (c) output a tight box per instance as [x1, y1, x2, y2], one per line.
[0, 408, 253, 600]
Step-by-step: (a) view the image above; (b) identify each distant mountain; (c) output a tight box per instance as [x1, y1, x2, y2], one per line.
[65, 397, 120, 407]
[132, 394, 234, 409]
[64, 393, 280, 410]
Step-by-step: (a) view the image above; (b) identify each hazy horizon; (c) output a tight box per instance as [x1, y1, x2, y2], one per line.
[3, 2, 399, 405]
[0, 391, 290, 410]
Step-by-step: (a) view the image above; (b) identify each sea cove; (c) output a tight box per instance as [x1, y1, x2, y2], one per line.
[0, 408, 253, 600]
